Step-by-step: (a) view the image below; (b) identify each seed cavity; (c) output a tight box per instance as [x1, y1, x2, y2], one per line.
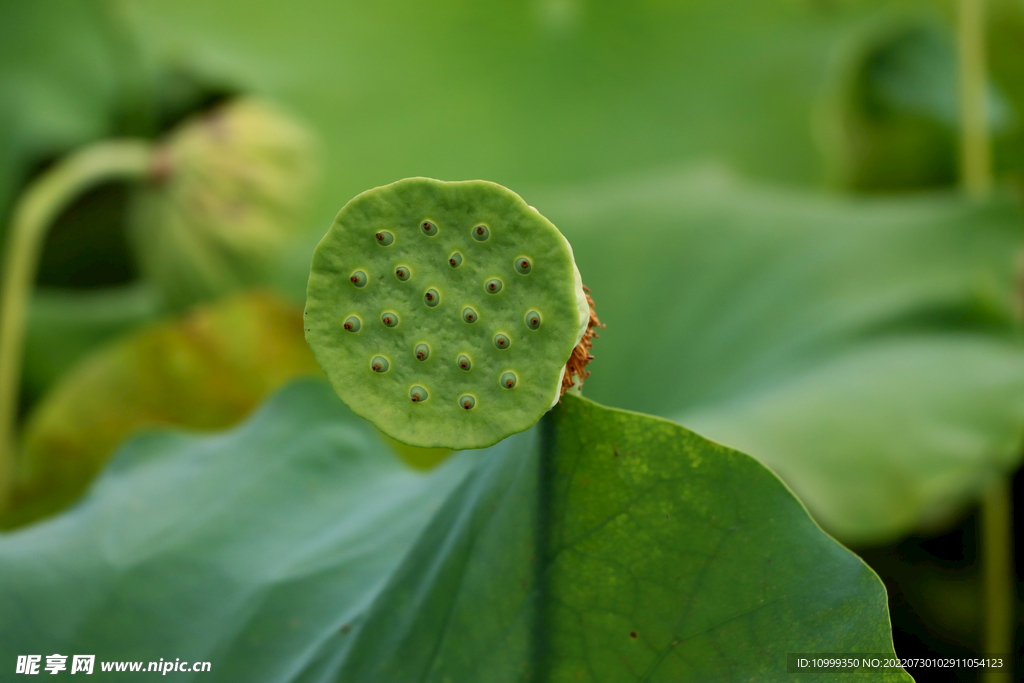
[375, 231, 394, 246]
[371, 356, 389, 373]
[448, 252, 463, 268]
[457, 354, 471, 371]
[501, 372, 517, 389]
[485, 278, 503, 294]
[343, 316, 361, 332]
[472, 225, 490, 241]
[415, 343, 430, 361]
[395, 266, 411, 281]
[515, 257, 531, 274]
[462, 307, 478, 323]
[381, 312, 399, 327]
[526, 310, 541, 330]
[350, 270, 367, 287]
[410, 385, 428, 402]
[460, 395, 476, 410]
[421, 220, 438, 236]
[424, 289, 440, 307]
[494, 333, 510, 349]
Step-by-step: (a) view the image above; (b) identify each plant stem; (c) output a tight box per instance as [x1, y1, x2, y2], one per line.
[0, 140, 152, 509]
[958, 0, 993, 197]
[958, 0, 1014, 678]
[981, 479, 1013, 683]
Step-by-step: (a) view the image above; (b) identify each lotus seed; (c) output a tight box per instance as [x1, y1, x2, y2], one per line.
[375, 231, 394, 246]
[350, 270, 367, 287]
[500, 372, 517, 389]
[382, 312, 399, 327]
[515, 257, 531, 274]
[473, 224, 489, 241]
[460, 395, 476, 409]
[343, 316, 361, 332]
[415, 343, 430, 361]
[371, 356, 389, 373]
[462, 307, 478, 323]
[457, 354, 472, 371]
[424, 288, 439, 307]
[421, 220, 438, 236]
[485, 278, 502, 294]
[395, 266, 410, 281]
[448, 252, 463, 268]
[410, 385, 428, 402]
[526, 310, 541, 330]
[494, 333, 510, 349]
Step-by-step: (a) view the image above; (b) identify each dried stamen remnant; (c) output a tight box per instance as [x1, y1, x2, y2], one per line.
[525, 310, 541, 330]
[375, 231, 394, 246]
[561, 285, 603, 396]
[410, 386, 428, 402]
[343, 316, 361, 332]
[424, 289, 440, 307]
[421, 220, 438, 236]
[448, 252, 463, 268]
[415, 343, 430, 361]
[457, 354, 471, 370]
[350, 270, 367, 287]
[493, 333, 510, 349]
[485, 279, 502, 294]
[395, 266, 410, 281]
[371, 356, 389, 373]
[381, 312, 399, 327]
[501, 372, 517, 389]
[462, 307, 478, 323]
[472, 225, 489, 241]
[515, 257, 531, 274]
[460, 395, 476, 409]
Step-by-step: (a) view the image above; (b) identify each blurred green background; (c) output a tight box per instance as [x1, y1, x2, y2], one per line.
[3, 0, 1024, 678]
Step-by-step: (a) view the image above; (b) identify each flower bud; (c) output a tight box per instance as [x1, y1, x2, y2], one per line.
[130, 98, 315, 309]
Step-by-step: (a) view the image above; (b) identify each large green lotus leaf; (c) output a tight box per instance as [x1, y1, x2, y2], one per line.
[534, 168, 1024, 544]
[8, 290, 322, 529]
[0, 382, 907, 681]
[0, 380, 478, 681]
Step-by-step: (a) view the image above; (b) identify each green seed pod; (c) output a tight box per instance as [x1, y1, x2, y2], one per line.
[395, 266, 411, 281]
[371, 356, 389, 373]
[484, 278, 503, 294]
[500, 372, 517, 389]
[472, 224, 490, 241]
[350, 270, 367, 288]
[375, 230, 395, 246]
[515, 257, 532, 274]
[343, 316, 361, 332]
[459, 395, 476, 409]
[415, 343, 430, 361]
[525, 310, 541, 330]
[131, 97, 316, 310]
[381, 311, 399, 327]
[448, 252, 463, 268]
[304, 177, 589, 449]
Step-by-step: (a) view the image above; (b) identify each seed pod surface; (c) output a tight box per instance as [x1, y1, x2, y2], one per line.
[305, 177, 588, 449]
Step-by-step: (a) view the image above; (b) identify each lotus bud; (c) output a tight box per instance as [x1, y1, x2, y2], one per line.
[130, 98, 315, 309]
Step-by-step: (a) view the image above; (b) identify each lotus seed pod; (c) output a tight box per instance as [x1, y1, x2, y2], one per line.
[304, 177, 589, 449]
[131, 97, 316, 310]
